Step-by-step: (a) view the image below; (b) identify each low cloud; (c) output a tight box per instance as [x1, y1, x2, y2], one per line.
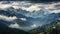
[31, 24, 37, 28]
[20, 18, 27, 21]
[0, 1, 60, 13]
[9, 23, 20, 28]
[0, 4, 11, 9]
[0, 15, 17, 21]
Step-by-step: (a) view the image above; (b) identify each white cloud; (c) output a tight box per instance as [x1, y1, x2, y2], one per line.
[50, 10, 60, 13]
[31, 24, 37, 28]
[44, 5, 56, 9]
[20, 18, 26, 21]
[20, 4, 41, 12]
[12, 2, 19, 5]
[0, 4, 12, 9]
[12, 6, 20, 9]
[19, 2, 60, 13]
[0, 15, 17, 21]
[27, 5, 40, 12]
[9, 23, 20, 28]
[0, 1, 60, 13]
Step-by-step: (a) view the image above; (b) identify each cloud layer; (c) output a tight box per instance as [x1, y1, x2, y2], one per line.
[9, 23, 20, 28]
[0, 15, 17, 21]
[0, 1, 60, 13]
[20, 18, 27, 21]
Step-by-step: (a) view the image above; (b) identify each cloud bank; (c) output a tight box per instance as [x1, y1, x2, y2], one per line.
[9, 23, 20, 28]
[0, 1, 60, 13]
[0, 15, 17, 21]
[20, 18, 27, 21]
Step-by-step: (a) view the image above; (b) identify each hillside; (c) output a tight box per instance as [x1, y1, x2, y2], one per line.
[29, 20, 60, 34]
[0, 21, 30, 34]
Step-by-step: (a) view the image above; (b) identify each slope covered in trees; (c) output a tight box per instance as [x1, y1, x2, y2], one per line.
[29, 20, 60, 34]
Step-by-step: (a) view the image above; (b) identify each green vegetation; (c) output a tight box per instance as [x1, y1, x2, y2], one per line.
[1, 20, 60, 34]
[29, 20, 60, 34]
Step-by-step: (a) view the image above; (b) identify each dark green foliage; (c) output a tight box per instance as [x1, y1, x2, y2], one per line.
[0, 22, 30, 34]
[29, 20, 60, 34]
[0, 19, 60, 34]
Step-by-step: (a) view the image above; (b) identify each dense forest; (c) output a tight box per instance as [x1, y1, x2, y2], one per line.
[0, 20, 60, 34]
[29, 20, 60, 34]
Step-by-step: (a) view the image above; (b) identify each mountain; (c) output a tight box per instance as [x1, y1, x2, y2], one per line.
[0, 7, 60, 31]
[17, 7, 50, 18]
[15, 19, 33, 27]
[26, 13, 59, 26]
[0, 21, 30, 34]
[0, 9, 34, 31]
[1, 7, 49, 18]
[29, 20, 60, 34]
[0, 9, 33, 25]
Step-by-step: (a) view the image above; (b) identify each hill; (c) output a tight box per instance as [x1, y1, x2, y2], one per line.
[0, 21, 30, 34]
[29, 20, 60, 34]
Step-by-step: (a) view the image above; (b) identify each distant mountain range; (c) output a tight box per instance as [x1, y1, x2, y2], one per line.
[0, 7, 60, 31]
